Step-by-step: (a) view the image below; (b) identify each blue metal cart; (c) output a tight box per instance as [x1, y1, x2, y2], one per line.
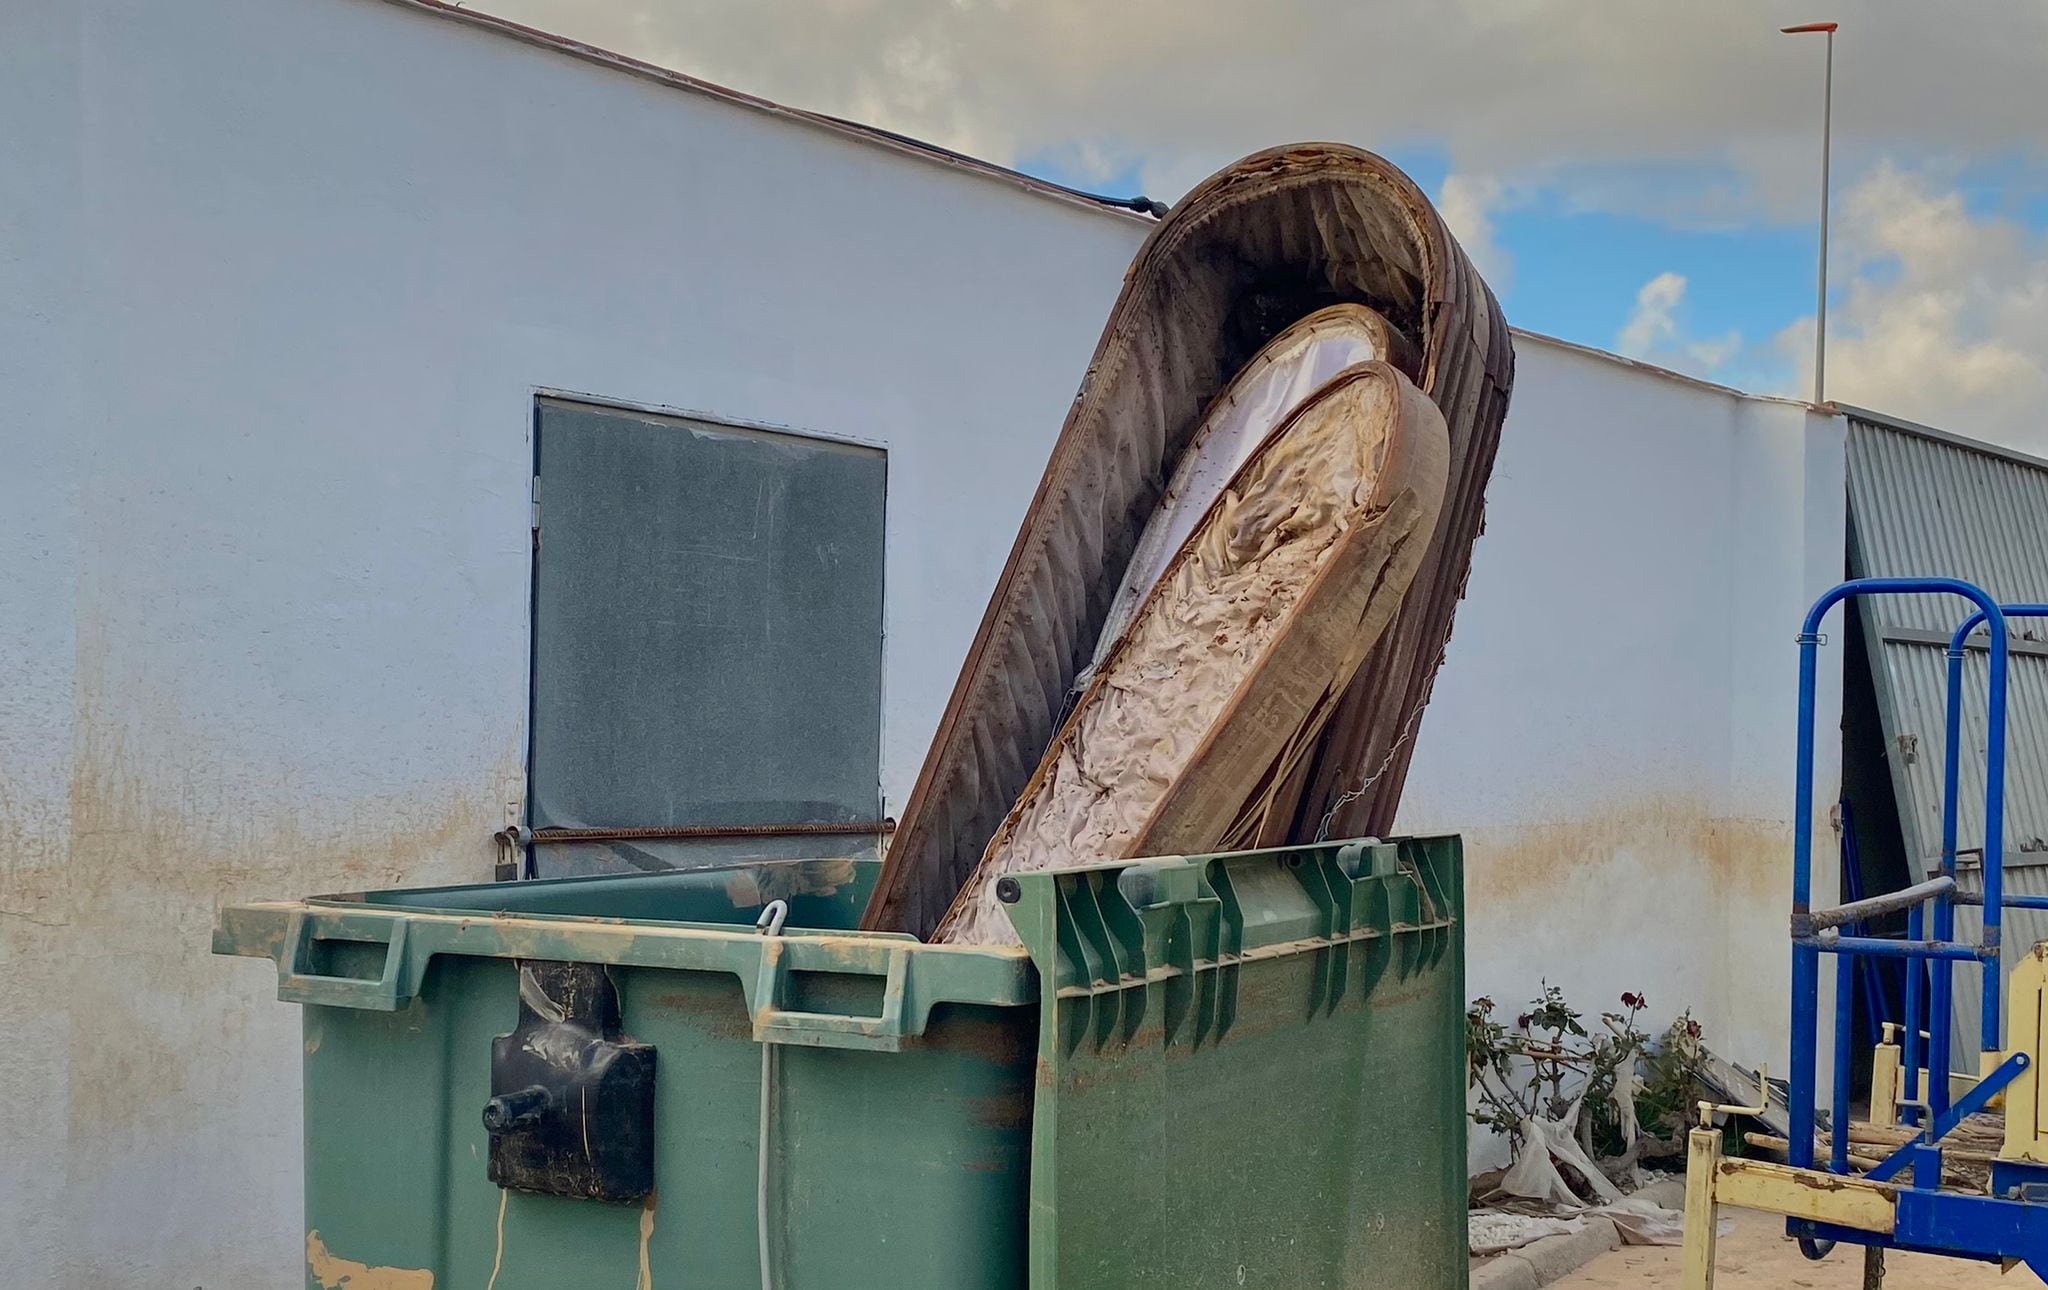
[1684, 578, 2048, 1286]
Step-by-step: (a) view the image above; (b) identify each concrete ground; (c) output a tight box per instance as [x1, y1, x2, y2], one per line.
[1550, 1208, 2045, 1288]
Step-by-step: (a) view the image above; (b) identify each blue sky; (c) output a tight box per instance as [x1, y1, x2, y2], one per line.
[1024, 143, 2047, 409]
[1457, 176, 1815, 387]
[1023, 143, 1822, 389]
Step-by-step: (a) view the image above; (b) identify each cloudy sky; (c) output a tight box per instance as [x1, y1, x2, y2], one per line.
[480, 0, 2048, 450]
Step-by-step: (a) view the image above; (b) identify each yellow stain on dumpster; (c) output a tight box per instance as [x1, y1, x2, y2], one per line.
[636, 1191, 658, 1290]
[486, 1188, 507, 1290]
[306, 1230, 434, 1290]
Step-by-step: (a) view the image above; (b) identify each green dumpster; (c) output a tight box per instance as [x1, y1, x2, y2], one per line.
[214, 836, 1467, 1289]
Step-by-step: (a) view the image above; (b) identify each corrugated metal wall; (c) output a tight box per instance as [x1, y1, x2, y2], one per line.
[1846, 411, 2048, 1067]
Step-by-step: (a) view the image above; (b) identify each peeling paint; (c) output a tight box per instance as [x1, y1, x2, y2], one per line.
[306, 1230, 434, 1290]
[722, 857, 860, 906]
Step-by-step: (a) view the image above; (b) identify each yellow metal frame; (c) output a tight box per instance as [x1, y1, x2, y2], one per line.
[2005, 944, 2048, 1162]
[1681, 1128, 1897, 1290]
[1681, 1065, 1899, 1290]
[1684, 943, 2048, 1288]
[1870, 1025, 1902, 1130]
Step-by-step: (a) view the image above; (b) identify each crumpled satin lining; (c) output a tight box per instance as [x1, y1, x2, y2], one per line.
[1076, 305, 1399, 696]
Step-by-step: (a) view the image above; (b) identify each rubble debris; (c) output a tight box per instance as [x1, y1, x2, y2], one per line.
[1695, 1047, 1794, 1139]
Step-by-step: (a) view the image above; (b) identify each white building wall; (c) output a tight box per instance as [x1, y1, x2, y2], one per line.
[3, 2, 1143, 1286]
[1393, 337, 1846, 1167]
[0, 1, 85, 1281]
[2, 2, 1849, 1284]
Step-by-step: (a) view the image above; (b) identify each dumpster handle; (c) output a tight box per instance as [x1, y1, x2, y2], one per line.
[749, 938, 914, 1052]
[276, 910, 414, 1010]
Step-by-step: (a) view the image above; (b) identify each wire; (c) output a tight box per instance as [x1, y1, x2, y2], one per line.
[1314, 694, 1432, 842]
[755, 899, 790, 1290]
[809, 113, 1168, 217]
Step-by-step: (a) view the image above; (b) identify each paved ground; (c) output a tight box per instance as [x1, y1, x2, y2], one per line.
[1549, 1207, 2045, 1288]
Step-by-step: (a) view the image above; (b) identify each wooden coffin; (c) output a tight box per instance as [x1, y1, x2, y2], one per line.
[936, 361, 1447, 944]
[865, 144, 1513, 939]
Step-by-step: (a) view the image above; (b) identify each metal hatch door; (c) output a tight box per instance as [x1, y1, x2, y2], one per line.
[528, 397, 887, 875]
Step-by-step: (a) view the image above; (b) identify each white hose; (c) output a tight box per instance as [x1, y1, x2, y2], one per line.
[754, 899, 789, 1290]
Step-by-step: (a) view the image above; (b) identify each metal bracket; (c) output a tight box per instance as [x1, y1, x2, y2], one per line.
[1699, 1063, 1771, 1128]
[485, 960, 656, 1202]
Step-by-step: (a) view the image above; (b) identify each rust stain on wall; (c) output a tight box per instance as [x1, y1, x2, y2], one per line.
[306, 1230, 435, 1290]
[1460, 794, 1790, 907]
[0, 782, 67, 927]
[63, 726, 510, 1142]
[23, 630, 529, 1285]
[1450, 792, 1814, 1057]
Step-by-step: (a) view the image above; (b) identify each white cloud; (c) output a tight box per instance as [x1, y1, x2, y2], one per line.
[1779, 163, 2048, 453]
[469, 0, 2048, 450]
[1603, 173, 2047, 451]
[1438, 174, 1510, 289]
[475, 0, 2048, 216]
[1686, 332, 1743, 373]
[1618, 272, 1688, 357]
[1615, 272, 1747, 380]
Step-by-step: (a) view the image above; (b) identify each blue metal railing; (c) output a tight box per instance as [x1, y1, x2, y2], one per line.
[1789, 578, 2011, 1177]
[1835, 801, 1896, 1069]
[1897, 603, 2048, 1126]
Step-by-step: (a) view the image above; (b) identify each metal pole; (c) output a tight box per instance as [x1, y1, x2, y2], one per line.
[1932, 634, 1966, 1115]
[1789, 625, 1822, 1170]
[1783, 22, 1839, 404]
[1816, 29, 1832, 404]
[1832, 947, 1854, 1172]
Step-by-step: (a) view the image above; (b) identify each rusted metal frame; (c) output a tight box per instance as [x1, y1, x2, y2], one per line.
[504, 820, 894, 846]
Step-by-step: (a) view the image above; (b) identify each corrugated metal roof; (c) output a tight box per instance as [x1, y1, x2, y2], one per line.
[1847, 412, 2048, 1067]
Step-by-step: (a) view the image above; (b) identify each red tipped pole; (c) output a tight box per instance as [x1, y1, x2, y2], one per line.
[1783, 22, 1837, 403]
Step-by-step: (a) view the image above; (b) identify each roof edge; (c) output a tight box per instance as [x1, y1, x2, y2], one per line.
[1510, 327, 1817, 410]
[1509, 338, 2045, 472]
[374, 0, 1158, 225]
[1839, 403, 2048, 474]
[356, 2, 2041, 481]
